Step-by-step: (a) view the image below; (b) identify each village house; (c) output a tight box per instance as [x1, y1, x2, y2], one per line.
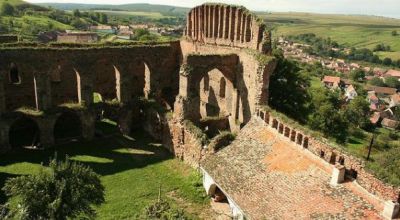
[389, 93, 400, 107]
[57, 32, 99, 43]
[89, 25, 116, 34]
[385, 69, 400, 79]
[370, 112, 382, 125]
[322, 75, 342, 89]
[117, 30, 133, 40]
[366, 86, 397, 96]
[345, 84, 357, 101]
[373, 67, 387, 76]
[381, 118, 400, 130]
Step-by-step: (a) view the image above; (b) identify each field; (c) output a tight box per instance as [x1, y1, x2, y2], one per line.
[93, 10, 171, 19]
[260, 12, 400, 60]
[0, 121, 210, 219]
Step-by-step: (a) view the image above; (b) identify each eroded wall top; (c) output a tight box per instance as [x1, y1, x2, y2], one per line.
[184, 3, 271, 54]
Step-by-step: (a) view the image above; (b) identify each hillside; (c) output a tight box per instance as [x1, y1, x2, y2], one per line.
[37, 3, 190, 16]
[0, 0, 107, 41]
[260, 12, 400, 60]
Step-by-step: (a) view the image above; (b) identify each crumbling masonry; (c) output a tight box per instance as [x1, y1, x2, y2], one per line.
[0, 3, 398, 219]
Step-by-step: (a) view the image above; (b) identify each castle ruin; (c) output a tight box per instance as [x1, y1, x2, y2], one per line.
[0, 4, 399, 219]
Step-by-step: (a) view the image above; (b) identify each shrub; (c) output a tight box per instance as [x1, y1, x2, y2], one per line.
[2, 156, 105, 220]
[143, 199, 187, 220]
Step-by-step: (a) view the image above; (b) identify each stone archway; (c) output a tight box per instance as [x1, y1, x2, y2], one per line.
[53, 111, 82, 142]
[9, 116, 40, 148]
[199, 68, 233, 119]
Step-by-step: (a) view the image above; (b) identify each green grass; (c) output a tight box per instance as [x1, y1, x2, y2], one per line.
[0, 122, 209, 219]
[93, 10, 170, 19]
[262, 12, 400, 60]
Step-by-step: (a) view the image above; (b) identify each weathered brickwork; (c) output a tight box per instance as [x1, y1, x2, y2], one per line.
[184, 4, 271, 54]
[1, 3, 396, 219]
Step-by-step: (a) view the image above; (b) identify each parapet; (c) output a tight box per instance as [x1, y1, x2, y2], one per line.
[184, 3, 271, 54]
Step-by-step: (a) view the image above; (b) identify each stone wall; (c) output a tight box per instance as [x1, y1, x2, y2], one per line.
[184, 3, 271, 54]
[0, 35, 18, 43]
[0, 42, 181, 111]
[256, 107, 400, 203]
[178, 40, 276, 129]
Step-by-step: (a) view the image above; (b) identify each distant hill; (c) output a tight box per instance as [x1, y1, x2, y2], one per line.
[1, 0, 48, 11]
[37, 3, 190, 16]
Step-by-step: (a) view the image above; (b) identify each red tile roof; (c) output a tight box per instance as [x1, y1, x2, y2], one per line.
[366, 86, 397, 95]
[322, 76, 341, 84]
[381, 118, 400, 129]
[386, 69, 400, 78]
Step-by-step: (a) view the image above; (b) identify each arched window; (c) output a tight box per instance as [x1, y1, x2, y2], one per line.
[9, 63, 20, 84]
[219, 77, 226, 98]
[203, 75, 209, 92]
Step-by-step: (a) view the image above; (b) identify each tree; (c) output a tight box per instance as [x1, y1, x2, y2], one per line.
[73, 9, 81, 17]
[268, 50, 311, 123]
[308, 88, 348, 143]
[99, 13, 108, 24]
[392, 30, 398, 36]
[345, 96, 370, 129]
[1, 3, 15, 16]
[369, 77, 386, 87]
[382, 57, 392, 66]
[385, 76, 400, 88]
[2, 157, 105, 220]
[349, 69, 365, 81]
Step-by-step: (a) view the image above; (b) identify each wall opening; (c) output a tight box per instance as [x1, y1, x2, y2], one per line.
[219, 77, 226, 98]
[284, 127, 290, 137]
[303, 137, 309, 148]
[272, 119, 278, 129]
[290, 130, 296, 142]
[9, 117, 40, 148]
[278, 123, 284, 134]
[297, 134, 303, 145]
[54, 111, 82, 142]
[144, 62, 151, 98]
[330, 152, 337, 164]
[203, 75, 209, 92]
[9, 62, 20, 84]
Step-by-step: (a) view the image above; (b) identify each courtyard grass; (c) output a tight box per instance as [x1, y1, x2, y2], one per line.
[0, 123, 209, 219]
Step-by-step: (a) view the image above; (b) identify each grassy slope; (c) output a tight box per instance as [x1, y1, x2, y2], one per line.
[0, 126, 209, 219]
[0, 0, 73, 37]
[261, 12, 400, 60]
[37, 3, 190, 16]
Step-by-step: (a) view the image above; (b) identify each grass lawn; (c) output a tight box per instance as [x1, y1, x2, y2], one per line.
[262, 12, 400, 60]
[0, 122, 210, 219]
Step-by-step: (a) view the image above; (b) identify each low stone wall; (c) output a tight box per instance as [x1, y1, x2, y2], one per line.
[256, 108, 400, 202]
[0, 35, 18, 43]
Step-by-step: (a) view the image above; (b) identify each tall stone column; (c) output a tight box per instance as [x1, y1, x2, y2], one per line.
[114, 64, 132, 104]
[34, 73, 52, 111]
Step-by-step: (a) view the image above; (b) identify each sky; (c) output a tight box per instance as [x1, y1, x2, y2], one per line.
[26, 0, 400, 18]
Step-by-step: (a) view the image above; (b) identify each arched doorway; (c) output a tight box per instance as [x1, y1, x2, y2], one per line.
[53, 111, 82, 142]
[9, 117, 40, 148]
[199, 68, 232, 119]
